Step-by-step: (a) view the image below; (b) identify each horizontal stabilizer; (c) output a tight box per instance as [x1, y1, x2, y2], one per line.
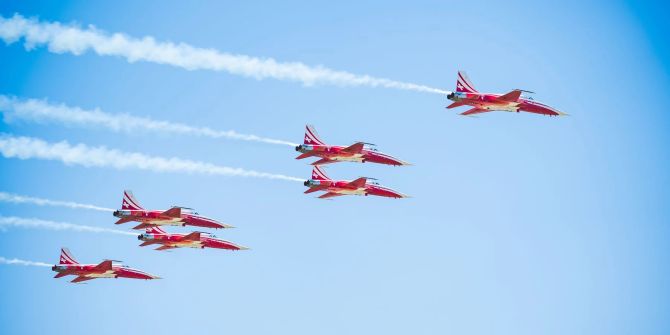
[155, 245, 176, 251]
[133, 223, 155, 230]
[54, 272, 69, 278]
[318, 192, 344, 199]
[71, 276, 95, 283]
[295, 152, 317, 160]
[304, 185, 329, 194]
[114, 217, 134, 225]
[311, 158, 336, 166]
[446, 101, 467, 109]
[461, 108, 491, 116]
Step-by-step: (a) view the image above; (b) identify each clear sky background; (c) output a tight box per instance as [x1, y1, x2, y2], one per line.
[0, 1, 668, 334]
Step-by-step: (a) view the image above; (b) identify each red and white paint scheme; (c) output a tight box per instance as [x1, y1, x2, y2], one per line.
[445, 71, 567, 117]
[295, 125, 410, 166]
[113, 190, 233, 230]
[52, 248, 160, 283]
[138, 226, 249, 251]
[304, 166, 409, 199]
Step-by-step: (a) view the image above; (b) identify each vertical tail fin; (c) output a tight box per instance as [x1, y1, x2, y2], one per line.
[59, 248, 79, 265]
[122, 190, 143, 210]
[304, 125, 326, 145]
[145, 226, 167, 234]
[456, 71, 478, 93]
[311, 166, 332, 181]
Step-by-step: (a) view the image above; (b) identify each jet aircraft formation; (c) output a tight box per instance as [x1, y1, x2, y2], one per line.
[52, 190, 246, 283]
[48, 71, 564, 283]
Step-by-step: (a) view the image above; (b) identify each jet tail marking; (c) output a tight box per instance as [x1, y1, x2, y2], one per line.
[311, 166, 331, 181]
[59, 248, 79, 265]
[456, 71, 478, 93]
[304, 124, 325, 145]
[122, 190, 144, 210]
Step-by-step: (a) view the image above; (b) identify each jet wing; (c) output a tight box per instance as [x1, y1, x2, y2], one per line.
[461, 108, 491, 116]
[346, 177, 368, 189]
[495, 89, 522, 102]
[304, 185, 329, 194]
[139, 241, 158, 247]
[310, 158, 336, 166]
[341, 142, 365, 154]
[71, 276, 95, 283]
[182, 232, 201, 241]
[161, 207, 181, 218]
[114, 217, 134, 225]
[92, 260, 113, 272]
[155, 245, 176, 251]
[318, 192, 345, 199]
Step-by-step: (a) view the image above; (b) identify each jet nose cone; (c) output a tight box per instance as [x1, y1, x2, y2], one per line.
[218, 223, 235, 229]
[137, 235, 143, 240]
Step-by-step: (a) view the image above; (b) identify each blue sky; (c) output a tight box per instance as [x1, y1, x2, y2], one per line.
[0, 1, 668, 334]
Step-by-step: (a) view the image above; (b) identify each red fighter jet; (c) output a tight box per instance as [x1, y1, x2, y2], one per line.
[52, 248, 160, 283]
[113, 190, 233, 230]
[138, 226, 249, 251]
[446, 71, 567, 117]
[295, 125, 410, 166]
[304, 166, 409, 199]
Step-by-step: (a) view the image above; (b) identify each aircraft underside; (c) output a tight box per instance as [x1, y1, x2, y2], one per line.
[328, 154, 365, 163]
[329, 187, 367, 195]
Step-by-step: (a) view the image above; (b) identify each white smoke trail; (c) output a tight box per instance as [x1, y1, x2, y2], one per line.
[0, 95, 298, 147]
[0, 134, 304, 182]
[0, 191, 113, 212]
[0, 216, 136, 236]
[0, 14, 449, 95]
[0, 256, 51, 267]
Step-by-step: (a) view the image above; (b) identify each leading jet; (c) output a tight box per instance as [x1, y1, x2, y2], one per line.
[295, 125, 410, 166]
[445, 71, 567, 117]
[113, 190, 233, 230]
[52, 248, 160, 283]
[138, 226, 249, 251]
[304, 166, 409, 199]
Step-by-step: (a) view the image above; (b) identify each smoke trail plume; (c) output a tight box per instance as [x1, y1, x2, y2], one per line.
[0, 134, 303, 182]
[0, 216, 136, 236]
[0, 191, 113, 212]
[0, 256, 51, 267]
[0, 95, 298, 146]
[0, 14, 449, 95]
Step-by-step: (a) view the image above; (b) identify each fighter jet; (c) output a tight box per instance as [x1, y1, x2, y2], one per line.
[138, 226, 249, 251]
[52, 248, 160, 283]
[446, 71, 566, 117]
[304, 166, 409, 199]
[295, 125, 410, 166]
[113, 190, 233, 230]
